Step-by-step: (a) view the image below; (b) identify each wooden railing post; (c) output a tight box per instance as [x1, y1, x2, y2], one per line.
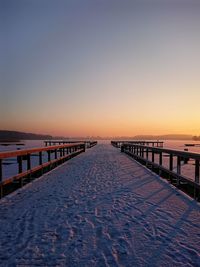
[83, 144, 86, 152]
[0, 159, 2, 182]
[54, 149, 57, 159]
[184, 157, 189, 164]
[177, 156, 181, 175]
[17, 156, 23, 174]
[169, 154, 173, 171]
[195, 160, 199, 184]
[47, 151, 51, 162]
[27, 154, 31, 170]
[152, 151, 155, 163]
[142, 147, 144, 158]
[159, 152, 162, 166]
[146, 148, 149, 160]
[39, 152, 42, 165]
[177, 156, 181, 186]
[121, 145, 125, 153]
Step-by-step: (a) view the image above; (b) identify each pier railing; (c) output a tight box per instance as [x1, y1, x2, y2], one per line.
[111, 140, 164, 148]
[44, 140, 97, 148]
[121, 143, 200, 200]
[0, 143, 85, 198]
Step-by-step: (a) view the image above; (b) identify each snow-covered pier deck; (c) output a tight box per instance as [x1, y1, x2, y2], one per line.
[0, 143, 200, 266]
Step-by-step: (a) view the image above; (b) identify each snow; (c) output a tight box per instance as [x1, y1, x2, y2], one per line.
[0, 143, 200, 266]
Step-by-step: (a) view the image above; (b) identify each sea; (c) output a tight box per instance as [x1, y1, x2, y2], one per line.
[0, 140, 200, 182]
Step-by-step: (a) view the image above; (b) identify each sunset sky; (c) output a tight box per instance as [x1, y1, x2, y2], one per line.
[1, 0, 200, 137]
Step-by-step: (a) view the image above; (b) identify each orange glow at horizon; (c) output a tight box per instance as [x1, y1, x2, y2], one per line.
[2, 109, 200, 137]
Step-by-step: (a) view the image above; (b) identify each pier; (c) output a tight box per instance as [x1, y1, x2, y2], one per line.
[111, 140, 164, 148]
[44, 140, 97, 148]
[0, 142, 199, 266]
[119, 142, 200, 200]
[185, 143, 200, 147]
[0, 143, 87, 198]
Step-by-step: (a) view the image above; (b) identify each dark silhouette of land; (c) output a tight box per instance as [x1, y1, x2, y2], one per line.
[0, 130, 197, 141]
[0, 130, 52, 141]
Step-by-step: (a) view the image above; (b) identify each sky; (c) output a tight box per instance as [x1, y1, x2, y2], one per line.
[1, 0, 200, 137]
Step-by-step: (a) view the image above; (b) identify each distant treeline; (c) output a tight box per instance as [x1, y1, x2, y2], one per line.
[0, 130, 52, 141]
[0, 130, 99, 141]
[112, 134, 193, 140]
[0, 130, 198, 141]
[193, 136, 200, 141]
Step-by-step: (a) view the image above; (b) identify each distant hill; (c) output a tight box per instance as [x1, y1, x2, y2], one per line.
[0, 130, 196, 141]
[0, 130, 101, 141]
[193, 136, 200, 141]
[0, 130, 53, 141]
[113, 134, 193, 140]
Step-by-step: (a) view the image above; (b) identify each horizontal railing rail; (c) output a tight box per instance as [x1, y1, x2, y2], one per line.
[89, 141, 98, 147]
[121, 143, 200, 200]
[44, 140, 97, 148]
[0, 143, 85, 198]
[111, 140, 164, 148]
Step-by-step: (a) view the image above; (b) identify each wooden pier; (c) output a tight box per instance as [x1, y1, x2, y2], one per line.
[1, 139, 199, 201]
[111, 140, 164, 148]
[0, 143, 199, 266]
[185, 143, 200, 147]
[44, 140, 97, 148]
[119, 142, 200, 200]
[0, 143, 86, 198]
